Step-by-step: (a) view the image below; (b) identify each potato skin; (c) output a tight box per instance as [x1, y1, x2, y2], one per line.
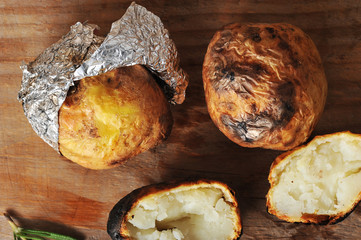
[266, 131, 361, 224]
[107, 179, 242, 240]
[59, 65, 172, 169]
[203, 23, 327, 150]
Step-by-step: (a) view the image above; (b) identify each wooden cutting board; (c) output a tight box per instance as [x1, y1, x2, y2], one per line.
[1, 0, 361, 239]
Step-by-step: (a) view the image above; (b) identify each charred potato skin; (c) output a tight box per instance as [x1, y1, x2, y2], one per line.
[266, 131, 361, 224]
[59, 65, 173, 169]
[107, 179, 242, 240]
[202, 23, 327, 150]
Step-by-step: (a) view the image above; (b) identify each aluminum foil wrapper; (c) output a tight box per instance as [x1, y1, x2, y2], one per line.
[18, 2, 189, 152]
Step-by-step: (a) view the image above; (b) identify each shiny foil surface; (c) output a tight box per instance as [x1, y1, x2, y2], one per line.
[18, 23, 101, 151]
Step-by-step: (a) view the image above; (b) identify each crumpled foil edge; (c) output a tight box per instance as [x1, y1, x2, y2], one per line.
[74, 2, 188, 104]
[18, 23, 101, 151]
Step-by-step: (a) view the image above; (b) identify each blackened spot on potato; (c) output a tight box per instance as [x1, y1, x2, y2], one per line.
[278, 38, 300, 68]
[220, 29, 232, 40]
[277, 81, 295, 124]
[232, 62, 266, 76]
[66, 81, 80, 96]
[266, 27, 274, 34]
[266, 27, 277, 39]
[244, 136, 253, 143]
[237, 121, 247, 133]
[63, 82, 82, 107]
[113, 233, 121, 240]
[278, 39, 290, 50]
[291, 58, 301, 68]
[107, 78, 111, 83]
[246, 27, 261, 42]
[230, 189, 236, 196]
[280, 101, 295, 124]
[213, 30, 232, 53]
[284, 101, 294, 113]
[221, 115, 254, 143]
[253, 63, 264, 74]
[251, 103, 257, 112]
[277, 81, 294, 101]
[221, 69, 235, 81]
[230, 72, 235, 81]
[213, 61, 268, 95]
[252, 33, 262, 42]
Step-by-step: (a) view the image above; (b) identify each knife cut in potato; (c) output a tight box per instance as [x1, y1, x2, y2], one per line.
[59, 65, 173, 169]
[203, 23, 327, 150]
[107, 180, 242, 240]
[267, 131, 361, 224]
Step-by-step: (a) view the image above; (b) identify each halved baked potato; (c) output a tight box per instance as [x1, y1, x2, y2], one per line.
[59, 65, 172, 169]
[107, 180, 242, 240]
[202, 23, 327, 150]
[267, 131, 361, 224]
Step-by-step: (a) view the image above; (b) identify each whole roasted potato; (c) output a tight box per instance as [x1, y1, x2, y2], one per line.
[267, 131, 361, 224]
[59, 65, 172, 169]
[107, 180, 242, 240]
[203, 23, 327, 150]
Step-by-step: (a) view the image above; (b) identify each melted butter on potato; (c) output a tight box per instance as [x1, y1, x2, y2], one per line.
[59, 65, 172, 169]
[87, 84, 140, 142]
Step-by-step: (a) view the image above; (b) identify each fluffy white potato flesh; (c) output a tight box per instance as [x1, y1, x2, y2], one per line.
[267, 132, 361, 223]
[125, 185, 240, 240]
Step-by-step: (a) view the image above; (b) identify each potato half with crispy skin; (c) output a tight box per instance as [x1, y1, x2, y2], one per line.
[59, 65, 172, 169]
[266, 131, 361, 224]
[107, 180, 242, 240]
[203, 23, 327, 150]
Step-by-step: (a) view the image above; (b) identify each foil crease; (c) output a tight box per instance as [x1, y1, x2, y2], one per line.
[18, 2, 188, 152]
[18, 23, 101, 151]
[74, 2, 188, 104]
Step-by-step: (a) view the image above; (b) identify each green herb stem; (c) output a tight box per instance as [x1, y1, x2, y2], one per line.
[4, 213, 78, 240]
[20, 229, 77, 240]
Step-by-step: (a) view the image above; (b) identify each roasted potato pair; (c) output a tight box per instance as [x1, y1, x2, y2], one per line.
[107, 132, 361, 240]
[61, 22, 327, 169]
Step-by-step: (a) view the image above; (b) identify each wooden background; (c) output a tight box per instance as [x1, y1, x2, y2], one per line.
[1, 0, 361, 239]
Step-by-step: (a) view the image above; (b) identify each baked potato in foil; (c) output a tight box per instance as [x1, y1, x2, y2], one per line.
[107, 180, 242, 240]
[203, 23, 327, 150]
[267, 131, 361, 224]
[18, 3, 189, 170]
[59, 65, 172, 169]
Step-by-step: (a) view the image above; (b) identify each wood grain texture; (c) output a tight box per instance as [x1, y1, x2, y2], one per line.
[1, 0, 361, 239]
